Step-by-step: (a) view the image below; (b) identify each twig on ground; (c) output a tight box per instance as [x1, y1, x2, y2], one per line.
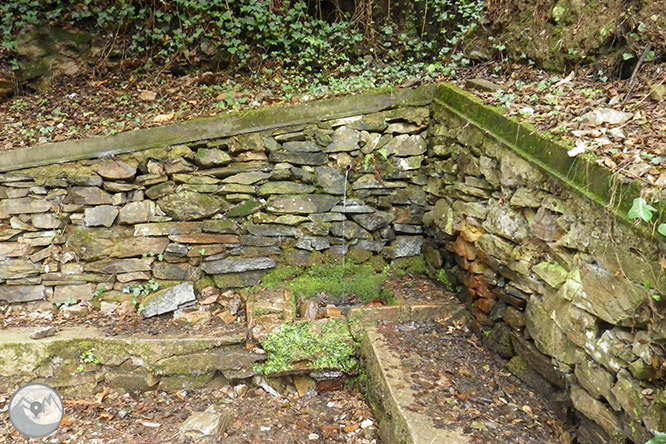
[623, 44, 653, 104]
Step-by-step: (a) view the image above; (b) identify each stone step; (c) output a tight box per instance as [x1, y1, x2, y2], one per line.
[0, 326, 261, 396]
[0, 301, 462, 398]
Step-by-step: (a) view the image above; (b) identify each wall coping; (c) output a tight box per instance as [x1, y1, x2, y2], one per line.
[0, 85, 435, 173]
[433, 84, 648, 225]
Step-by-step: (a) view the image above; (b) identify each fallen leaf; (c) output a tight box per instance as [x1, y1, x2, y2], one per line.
[567, 140, 588, 157]
[95, 386, 110, 403]
[592, 107, 633, 125]
[344, 424, 360, 433]
[200, 295, 218, 305]
[153, 112, 174, 123]
[139, 90, 157, 101]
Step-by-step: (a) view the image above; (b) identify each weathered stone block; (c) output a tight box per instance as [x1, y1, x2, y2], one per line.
[53, 284, 96, 303]
[95, 161, 137, 180]
[68, 187, 113, 205]
[385, 236, 423, 259]
[268, 151, 327, 165]
[0, 285, 46, 302]
[574, 358, 617, 406]
[246, 223, 301, 237]
[84, 205, 119, 227]
[202, 257, 276, 274]
[532, 262, 568, 289]
[0, 258, 41, 280]
[573, 264, 648, 325]
[153, 262, 201, 281]
[212, 270, 268, 288]
[0, 197, 53, 214]
[118, 201, 155, 224]
[570, 385, 623, 440]
[266, 195, 338, 214]
[157, 191, 228, 220]
[525, 295, 581, 365]
[315, 166, 346, 195]
[258, 181, 315, 195]
[66, 227, 169, 261]
[482, 200, 529, 243]
[84, 258, 151, 274]
[382, 134, 426, 157]
[142, 282, 197, 318]
[611, 370, 645, 421]
[194, 148, 232, 167]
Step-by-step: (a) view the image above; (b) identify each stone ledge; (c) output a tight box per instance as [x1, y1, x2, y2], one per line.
[0, 327, 249, 395]
[362, 327, 471, 444]
[0, 85, 435, 173]
[433, 83, 646, 225]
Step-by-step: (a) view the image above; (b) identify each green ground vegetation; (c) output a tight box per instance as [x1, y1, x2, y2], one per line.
[2, 0, 486, 96]
[260, 262, 394, 304]
[256, 319, 360, 375]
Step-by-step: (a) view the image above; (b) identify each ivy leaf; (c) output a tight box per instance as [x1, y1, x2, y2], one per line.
[628, 197, 656, 223]
[647, 431, 666, 444]
[658, 224, 666, 237]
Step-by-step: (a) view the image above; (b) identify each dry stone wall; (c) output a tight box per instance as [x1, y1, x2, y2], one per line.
[425, 91, 666, 444]
[1, 84, 666, 443]
[0, 106, 430, 313]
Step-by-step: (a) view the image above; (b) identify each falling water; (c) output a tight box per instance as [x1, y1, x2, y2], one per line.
[341, 165, 350, 267]
[342, 167, 349, 209]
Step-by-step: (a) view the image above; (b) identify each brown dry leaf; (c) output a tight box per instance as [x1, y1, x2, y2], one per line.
[343, 423, 360, 433]
[99, 411, 115, 420]
[95, 386, 111, 403]
[139, 90, 157, 101]
[153, 112, 174, 123]
[200, 295, 218, 305]
[60, 416, 75, 427]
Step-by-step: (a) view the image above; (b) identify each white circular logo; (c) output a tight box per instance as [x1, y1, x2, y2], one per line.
[9, 383, 64, 438]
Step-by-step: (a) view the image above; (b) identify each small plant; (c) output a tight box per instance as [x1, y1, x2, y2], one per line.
[495, 90, 516, 108]
[142, 252, 164, 262]
[93, 286, 107, 298]
[123, 279, 160, 297]
[256, 320, 359, 375]
[131, 298, 146, 313]
[647, 431, 666, 444]
[432, 269, 456, 292]
[627, 197, 666, 236]
[55, 297, 78, 308]
[77, 350, 101, 372]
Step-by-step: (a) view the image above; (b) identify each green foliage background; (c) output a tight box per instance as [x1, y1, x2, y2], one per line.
[1, 0, 486, 92]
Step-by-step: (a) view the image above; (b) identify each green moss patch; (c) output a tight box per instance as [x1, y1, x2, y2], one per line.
[256, 320, 359, 375]
[392, 256, 427, 277]
[260, 263, 394, 305]
[289, 263, 393, 305]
